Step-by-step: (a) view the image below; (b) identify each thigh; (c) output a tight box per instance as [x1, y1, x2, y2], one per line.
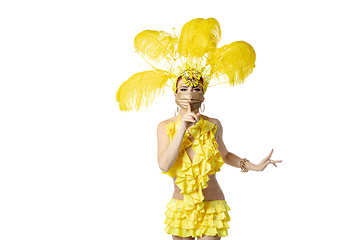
[172, 235, 195, 240]
[197, 236, 221, 240]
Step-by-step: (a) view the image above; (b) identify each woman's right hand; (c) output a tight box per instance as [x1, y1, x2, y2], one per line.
[179, 101, 200, 132]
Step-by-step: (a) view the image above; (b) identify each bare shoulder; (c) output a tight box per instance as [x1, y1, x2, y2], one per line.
[157, 116, 178, 129]
[202, 114, 222, 128]
[202, 115, 222, 134]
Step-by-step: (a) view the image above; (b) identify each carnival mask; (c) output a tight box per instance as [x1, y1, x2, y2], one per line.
[175, 92, 203, 111]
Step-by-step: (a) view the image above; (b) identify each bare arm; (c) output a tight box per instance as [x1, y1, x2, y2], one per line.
[215, 119, 260, 171]
[216, 120, 282, 171]
[157, 121, 186, 172]
[157, 101, 200, 172]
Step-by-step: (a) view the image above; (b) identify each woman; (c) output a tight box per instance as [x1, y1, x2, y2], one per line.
[116, 18, 282, 239]
[157, 76, 282, 239]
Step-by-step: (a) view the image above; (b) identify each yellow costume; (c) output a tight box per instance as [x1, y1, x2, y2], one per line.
[162, 115, 231, 237]
[115, 17, 256, 238]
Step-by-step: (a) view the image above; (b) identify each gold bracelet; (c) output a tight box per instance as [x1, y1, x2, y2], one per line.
[240, 158, 249, 172]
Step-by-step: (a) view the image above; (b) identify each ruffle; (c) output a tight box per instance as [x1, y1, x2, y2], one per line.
[162, 115, 225, 226]
[164, 198, 231, 238]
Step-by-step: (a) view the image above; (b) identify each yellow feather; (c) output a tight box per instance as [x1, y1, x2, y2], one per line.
[116, 18, 257, 112]
[178, 18, 221, 59]
[116, 70, 171, 111]
[134, 30, 178, 63]
[209, 41, 256, 86]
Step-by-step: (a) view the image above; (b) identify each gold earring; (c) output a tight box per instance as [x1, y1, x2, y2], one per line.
[174, 106, 180, 116]
[200, 103, 205, 113]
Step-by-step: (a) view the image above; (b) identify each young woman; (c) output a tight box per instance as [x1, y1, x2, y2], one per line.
[116, 18, 282, 239]
[157, 77, 282, 239]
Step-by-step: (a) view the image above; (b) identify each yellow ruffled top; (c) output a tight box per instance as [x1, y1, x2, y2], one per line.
[162, 115, 224, 216]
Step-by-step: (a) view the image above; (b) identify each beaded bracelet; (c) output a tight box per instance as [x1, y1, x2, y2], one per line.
[240, 158, 249, 172]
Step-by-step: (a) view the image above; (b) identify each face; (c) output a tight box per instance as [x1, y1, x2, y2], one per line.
[175, 77, 204, 111]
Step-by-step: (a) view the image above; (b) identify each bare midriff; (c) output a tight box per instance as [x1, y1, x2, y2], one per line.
[172, 174, 225, 201]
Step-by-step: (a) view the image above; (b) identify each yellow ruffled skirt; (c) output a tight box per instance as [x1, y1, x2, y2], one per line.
[164, 198, 231, 238]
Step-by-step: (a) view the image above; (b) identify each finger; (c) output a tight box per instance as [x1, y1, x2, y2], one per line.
[272, 160, 282, 163]
[190, 112, 199, 122]
[260, 157, 269, 165]
[184, 112, 199, 122]
[182, 116, 197, 122]
[260, 149, 274, 164]
[184, 113, 198, 121]
[267, 149, 274, 159]
[187, 101, 191, 113]
[269, 160, 275, 165]
[274, 163, 277, 167]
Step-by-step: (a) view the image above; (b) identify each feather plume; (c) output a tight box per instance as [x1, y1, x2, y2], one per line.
[209, 41, 256, 86]
[116, 70, 171, 111]
[134, 30, 177, 63]
[178, 18, 221, 59]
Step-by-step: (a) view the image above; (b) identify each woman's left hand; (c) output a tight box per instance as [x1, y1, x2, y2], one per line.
[256, 149, 282, 171]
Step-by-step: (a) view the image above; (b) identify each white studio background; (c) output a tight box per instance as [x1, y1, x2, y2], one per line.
[1, 0, 359, 240]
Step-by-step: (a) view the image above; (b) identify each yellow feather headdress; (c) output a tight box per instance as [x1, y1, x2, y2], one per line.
[116, 18, 256, 112]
